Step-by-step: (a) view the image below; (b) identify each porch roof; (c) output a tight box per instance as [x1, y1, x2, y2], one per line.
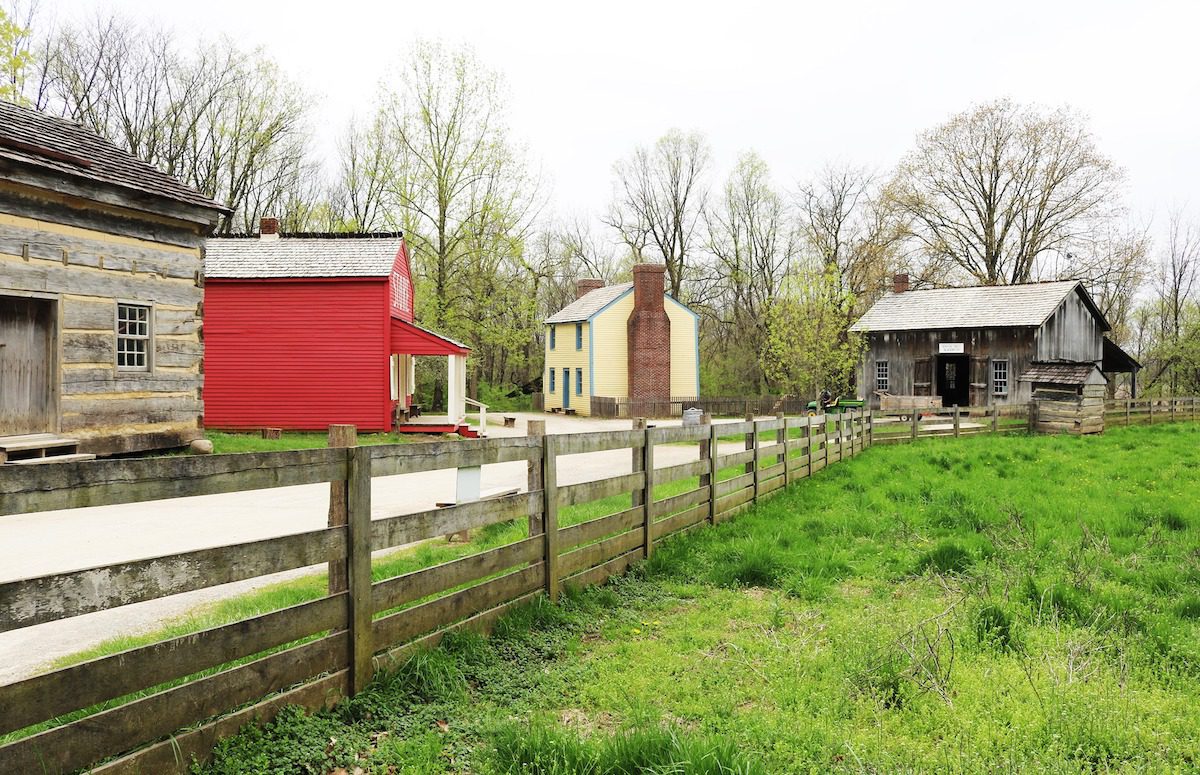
[390, 317, 470, 356]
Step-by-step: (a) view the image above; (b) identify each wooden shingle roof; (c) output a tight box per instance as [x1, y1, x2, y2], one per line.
[1019, 363, 1106, 385]
[545, 283, 633, 324]
[0, 100, 226, 213]
[205, 235, 404, 279]
[850, 280, 1108, 333]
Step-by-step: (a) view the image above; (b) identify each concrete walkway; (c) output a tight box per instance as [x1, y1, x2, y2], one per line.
[0, 412, 762, 683]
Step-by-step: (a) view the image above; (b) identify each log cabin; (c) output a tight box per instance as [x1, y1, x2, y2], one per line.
[0, 101, 226, 461]
[850, 275, 1141, 409]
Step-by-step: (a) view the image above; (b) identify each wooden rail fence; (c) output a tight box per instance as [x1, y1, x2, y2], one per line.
[1, 398, 1196, 772]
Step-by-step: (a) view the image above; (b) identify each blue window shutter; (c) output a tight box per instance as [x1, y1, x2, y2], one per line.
[576, 368, 582, 395]
[549, 369, 555, 392]
[549, 326, 555, 350]
[576, 323, 582, 349]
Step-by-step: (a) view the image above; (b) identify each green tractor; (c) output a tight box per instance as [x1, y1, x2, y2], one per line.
[806, 391, 865, 417]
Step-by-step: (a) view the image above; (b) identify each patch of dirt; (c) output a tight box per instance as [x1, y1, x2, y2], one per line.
[557, 708, 618, 735]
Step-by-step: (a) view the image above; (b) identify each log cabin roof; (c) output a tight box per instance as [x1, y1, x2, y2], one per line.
[1019, 362, 1106, 385]
[0, 100, 226, 214]
[205, 236, 404, 278]
[850, 280, 1109, 333]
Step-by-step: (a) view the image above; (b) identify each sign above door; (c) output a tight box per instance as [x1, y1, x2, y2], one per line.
[939, 342, 965, 354]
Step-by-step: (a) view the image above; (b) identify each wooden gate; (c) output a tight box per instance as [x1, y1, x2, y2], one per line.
[0, 296, 56, 435]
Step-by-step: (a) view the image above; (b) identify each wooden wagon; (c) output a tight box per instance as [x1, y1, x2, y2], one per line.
[875, 391, 941, 420]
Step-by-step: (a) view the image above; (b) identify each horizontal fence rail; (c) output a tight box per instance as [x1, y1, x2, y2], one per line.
[2, 398, 1196, 772]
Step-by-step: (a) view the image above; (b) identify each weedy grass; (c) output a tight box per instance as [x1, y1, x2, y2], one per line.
[84, 423, 1200, 772]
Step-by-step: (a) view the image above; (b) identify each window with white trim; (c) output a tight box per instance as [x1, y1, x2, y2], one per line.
[548, 369, 555, 393]
[576, 368, 582, 395]
[116, 303, 151, 371]
[549, 325, 556, 350]
[992, 359, 1009, 396]
[875, 360, 889, 392]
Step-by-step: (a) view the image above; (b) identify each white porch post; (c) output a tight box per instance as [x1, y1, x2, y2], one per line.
[447, 354, 467, 423]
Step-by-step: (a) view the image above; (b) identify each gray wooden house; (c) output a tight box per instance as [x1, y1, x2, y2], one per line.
[849, 276, 1140, 409]
[0, 101, 226, 460]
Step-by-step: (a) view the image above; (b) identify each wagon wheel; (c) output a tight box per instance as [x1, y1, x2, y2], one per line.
[807, 409, 817, 417]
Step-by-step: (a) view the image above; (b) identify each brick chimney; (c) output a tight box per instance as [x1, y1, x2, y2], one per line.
[627, 264, 671, 406]
[260, 217, 280, 240]
[893, 273, 910, 293]
[576, 278, 604, 299]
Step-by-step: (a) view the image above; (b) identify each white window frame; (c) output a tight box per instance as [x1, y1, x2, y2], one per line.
[575, 367, 582, 395]
[548, 368, 555, 393]
[549, 325, 556, 350]
[116, 302, 152, 372]
[992, 359, 1009, 396]
[875, 360, 889, 392]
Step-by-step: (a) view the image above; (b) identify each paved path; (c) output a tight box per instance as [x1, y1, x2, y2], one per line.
[0, 412, 758, 682]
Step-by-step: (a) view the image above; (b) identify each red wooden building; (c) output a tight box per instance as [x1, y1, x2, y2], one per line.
[203, 219, 481, 436]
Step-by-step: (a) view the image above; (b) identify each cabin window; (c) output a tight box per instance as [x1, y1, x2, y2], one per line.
[575, 368, 582, 395]
[575, 323, 583, 350]
[116, 303, 151, 371]
[993, 359, 1009, 395]
[548, 369, 555, 393]
[549, 325, 556, 350]
[875, 360, 889, 392]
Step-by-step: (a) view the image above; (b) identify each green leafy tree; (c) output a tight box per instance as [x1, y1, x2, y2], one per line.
[761, 265, 864, 399]
[0, 7, 32, 104]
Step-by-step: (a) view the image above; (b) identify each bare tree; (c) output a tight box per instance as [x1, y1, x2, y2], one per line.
[891, 99, 1124, 285]
[1140, 211, 1200, 394]
[330, 114, 393, 231]
[605, 129, 711, 297]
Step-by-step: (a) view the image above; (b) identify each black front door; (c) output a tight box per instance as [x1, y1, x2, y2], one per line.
[936, 354, 970, 407]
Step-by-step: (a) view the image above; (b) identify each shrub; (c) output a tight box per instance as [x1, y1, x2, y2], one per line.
[974, 603, 1016, 651]
[914, 541, 974, 574]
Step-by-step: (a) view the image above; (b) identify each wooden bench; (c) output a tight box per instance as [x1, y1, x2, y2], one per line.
[502, 416, 517, 428]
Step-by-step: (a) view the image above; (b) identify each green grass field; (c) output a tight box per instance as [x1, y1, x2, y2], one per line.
[204, 431, 428, 454]
[40, 423, 1200, 773]
[193, 422, 1200, 773]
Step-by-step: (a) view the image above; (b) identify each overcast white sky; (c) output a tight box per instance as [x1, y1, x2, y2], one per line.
[56, 0, 1200, 232]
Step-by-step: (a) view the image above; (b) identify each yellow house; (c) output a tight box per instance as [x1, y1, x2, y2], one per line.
[543, 264, 699, 415]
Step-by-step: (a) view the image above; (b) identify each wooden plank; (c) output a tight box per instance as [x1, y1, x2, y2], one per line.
[561, 548, 641, 591]
[755, 417, 783, 431]
[556, 429, 645, 455]
[715, 487, 754, 517]
[370, 491, 541, 551]
[559, 528, 643, 577]
[654, 457, 710, 483]
[543, 436, 560, 602]
[372, 537, 541, 613]
[716, 448, 754, 469]
[0, 447, 345, 516]
[90, 670, 349, 775]
[0, 593, 346, 736]
[649, 486, 709, 519]
[373, 591, 542, 672]
[648, 425, 710, 444]
[372, 564, 544, 651]
[0, 633, 346, 775]
[345, 447, 373, 693]
[642, 431, 654, 559]
[558, 471, 645, 507]
[369, 436, 539, 476]
[759, 462, 785, 482]
[653, 503, 708, 539]
[715, 472, 754, 497]
[759, 476, 785, 496]
[757, 441, 785, 459]
[1, 527, 345, 632]
[557, 505, 644, 550]
[719, 420, 755, 435]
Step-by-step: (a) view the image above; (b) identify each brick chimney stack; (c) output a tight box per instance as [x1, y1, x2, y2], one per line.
[260, 217, 280, 240]
[576, 278, 604, 299]
[893, 273, 910, 293]
[627, 264, 671, 406]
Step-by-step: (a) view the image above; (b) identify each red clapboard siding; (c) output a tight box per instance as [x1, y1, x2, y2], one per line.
[389, 241, 414, 322]
[204, 278, 391, 431]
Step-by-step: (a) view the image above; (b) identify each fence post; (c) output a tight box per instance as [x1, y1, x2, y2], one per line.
[631, 417, 648, 511]
[823, 412, 831, 469]
[744, 411, 755, 477]
[700, 414, 715, 524]
[643, 428, 655, 559]
[1027, 402, 1037, 433]
[776, 411, 787, 468]
[991, 403, 999, 434]
[752, 420, 762, 502]
[866, 409, 874, 448]
[953, 405, 961, 438]
[1149, 399, 1154, 425]
[327, 424, 357, 597]
[804, 415, 813, 478]
[1171, 397, 1177, 423]
[542, 434, 560, 602]
[526, 420, 545, 538]
[911, 409, 918, 441]
[345, 445, 374, 694]
[1125, 398, 1131, 426]
[781, 416, 792, 485]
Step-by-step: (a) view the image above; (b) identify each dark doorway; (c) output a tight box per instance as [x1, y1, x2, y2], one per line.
[936, 354, 969, 407]
[0, 295, 57, 435]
